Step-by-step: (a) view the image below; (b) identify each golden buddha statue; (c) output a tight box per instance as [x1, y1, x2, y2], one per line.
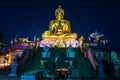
[42, 6, 77, 40]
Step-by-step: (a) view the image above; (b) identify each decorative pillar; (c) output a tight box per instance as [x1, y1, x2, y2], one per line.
[98, 54, 107, 77]
[114, 63, 120, 77]
[8, 54, 18, 77]
[8, 63, 18, 77]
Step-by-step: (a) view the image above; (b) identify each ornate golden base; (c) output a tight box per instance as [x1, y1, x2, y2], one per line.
[42, 33, 77, 40]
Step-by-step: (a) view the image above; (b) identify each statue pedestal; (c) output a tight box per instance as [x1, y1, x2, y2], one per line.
[8, 63, 18, 77]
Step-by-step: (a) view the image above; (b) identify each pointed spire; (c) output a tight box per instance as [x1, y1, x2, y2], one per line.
[34, 36, 36, 41]
[10, 39, 13, 44]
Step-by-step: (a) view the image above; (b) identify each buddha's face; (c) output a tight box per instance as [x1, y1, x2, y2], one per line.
[55, 6, 64, 20]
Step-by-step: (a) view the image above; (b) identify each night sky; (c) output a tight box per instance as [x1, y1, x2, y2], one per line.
[0, 0, 120, 51]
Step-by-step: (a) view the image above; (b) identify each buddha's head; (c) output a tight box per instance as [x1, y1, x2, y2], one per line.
[55, 6, 64, 21]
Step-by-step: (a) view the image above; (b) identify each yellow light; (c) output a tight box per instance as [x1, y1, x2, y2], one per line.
[6, 54, 9, 58]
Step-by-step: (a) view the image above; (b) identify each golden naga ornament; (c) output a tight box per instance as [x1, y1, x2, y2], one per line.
[42, 6, 77, 40]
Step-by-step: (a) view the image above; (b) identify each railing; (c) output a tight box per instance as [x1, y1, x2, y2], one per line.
[84, 48, 97, 70]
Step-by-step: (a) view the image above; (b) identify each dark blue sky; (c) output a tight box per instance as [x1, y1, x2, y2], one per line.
[0, 0, 120, 50]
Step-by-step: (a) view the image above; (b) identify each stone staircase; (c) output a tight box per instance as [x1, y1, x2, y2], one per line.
[19, 47, 97, 78]
[19, 47, 43, 75]
[74, 48, 97, 78]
